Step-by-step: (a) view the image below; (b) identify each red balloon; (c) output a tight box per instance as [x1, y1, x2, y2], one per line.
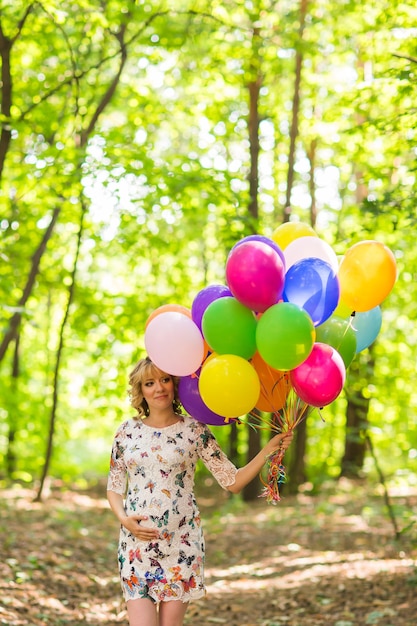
[290, 343, 346, 407]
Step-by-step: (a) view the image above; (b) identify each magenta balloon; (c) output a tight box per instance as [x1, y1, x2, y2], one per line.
[226, 241, 285, 312]
[178, 374, 232, 425]
[231, 235, 286, 269]
[290, 342, 346, 407]
[191, 284, 232, 331]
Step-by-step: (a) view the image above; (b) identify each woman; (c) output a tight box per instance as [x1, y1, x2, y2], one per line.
[107, 356, 293, 626]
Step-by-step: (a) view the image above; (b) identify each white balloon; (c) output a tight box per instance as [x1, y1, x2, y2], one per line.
[145, 312, 205, 376]
[284, 236, 339, 272]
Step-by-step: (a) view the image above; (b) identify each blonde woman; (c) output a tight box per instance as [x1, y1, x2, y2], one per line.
[107, 356, 293, 626]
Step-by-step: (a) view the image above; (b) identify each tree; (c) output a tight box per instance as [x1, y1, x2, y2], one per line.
[0, 0, 415, 496]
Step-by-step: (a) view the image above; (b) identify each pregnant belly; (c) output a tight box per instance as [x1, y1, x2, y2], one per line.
[147, 506, 201, 533]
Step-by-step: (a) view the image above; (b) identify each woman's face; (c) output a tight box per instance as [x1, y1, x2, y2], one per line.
[141, 368, 175, 412]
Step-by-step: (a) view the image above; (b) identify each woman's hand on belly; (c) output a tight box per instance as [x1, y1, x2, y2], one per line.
[122, 514, 160, 541]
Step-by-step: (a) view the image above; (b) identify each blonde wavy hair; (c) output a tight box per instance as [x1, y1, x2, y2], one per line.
[128, 356, 182, 419]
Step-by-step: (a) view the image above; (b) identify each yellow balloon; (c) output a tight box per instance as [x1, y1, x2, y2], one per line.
[334, 298, 353, 318]
[201, 351, 218, 366]
[338, 241, 397, 312]
[199, 354, 260, 418]
[272, 222, 317, 250]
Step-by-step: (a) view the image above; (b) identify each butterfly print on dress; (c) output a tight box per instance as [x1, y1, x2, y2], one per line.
[150, 510, 169, 527]
[129, 548, 143, 563]
[175, 470, 186, 488]
[146, 542, 167, 559]
[178, 550, 195, 566]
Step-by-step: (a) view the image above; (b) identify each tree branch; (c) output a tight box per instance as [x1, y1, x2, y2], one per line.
[35, 200, 87, 501]
[392, 52, 417, 65]
[0, 207, 61, 363]
[365, 433, 400, 540]
[0, 4, 35, 180]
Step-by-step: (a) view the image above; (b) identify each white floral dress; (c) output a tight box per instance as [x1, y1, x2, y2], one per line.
[107, 415, 238, 604]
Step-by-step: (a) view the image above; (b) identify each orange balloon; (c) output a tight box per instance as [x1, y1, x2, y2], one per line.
[338, 241, 397, 312]
[251, 352, 291, 412]
[202, 339, 210, 362]
[145, 304, 191, 329]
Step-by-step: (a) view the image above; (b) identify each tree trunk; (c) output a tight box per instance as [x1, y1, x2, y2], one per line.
[287, 419, 307, 493]
[0, 6, 34, 182]
[0, 26, 13, 184]
[228, 421, 239, 467]
[307, 138, 317, 227]
[340, 350, 374, 478]
[242, 424, 262, 501]
[282, 0, 308, 223]
[248, 73, 261, 223]
[34, 18, 130, 499]
[242, 23, 263, 500]
[340, 394, 369, 477]
[5, 333, 20, 478]
[280, 0, 310, 494]
[0, 207, 61, 363]
[35, 202, 86, 501]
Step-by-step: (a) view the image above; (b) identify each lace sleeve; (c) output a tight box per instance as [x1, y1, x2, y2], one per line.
[196, 424, 238, 490]
[107, 423, 128, 495]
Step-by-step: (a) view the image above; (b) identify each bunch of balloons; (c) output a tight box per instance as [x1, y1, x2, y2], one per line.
[144, 223, 397, 426]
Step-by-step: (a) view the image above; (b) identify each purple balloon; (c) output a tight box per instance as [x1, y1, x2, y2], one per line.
[191, 284, 232, 331]
[231, 235, 286, 268]
[283, 257, 340, 326]
[178, 374, 232, 426]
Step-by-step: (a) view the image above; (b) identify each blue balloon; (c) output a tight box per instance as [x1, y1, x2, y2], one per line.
[283, 257, 340, 326]
[351, 306, 382, 352]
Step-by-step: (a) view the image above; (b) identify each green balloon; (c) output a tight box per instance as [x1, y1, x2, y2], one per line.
[315, 315, 357, 367]
[202, 297, 257, 359]
[256, 302, 315, 370]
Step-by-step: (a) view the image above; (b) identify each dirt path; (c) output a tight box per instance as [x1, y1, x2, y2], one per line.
[0, 480, 416, 625]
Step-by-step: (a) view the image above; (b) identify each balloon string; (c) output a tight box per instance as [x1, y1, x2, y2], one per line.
[247, 411, 282, 433]
[247, 390, 311, 434]
[247, 392, 314, 505]
[331, 309, 357, 355]
[259, 448, 287, 504]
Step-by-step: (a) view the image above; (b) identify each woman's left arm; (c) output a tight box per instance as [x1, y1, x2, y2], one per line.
[227, 430, 294, 494]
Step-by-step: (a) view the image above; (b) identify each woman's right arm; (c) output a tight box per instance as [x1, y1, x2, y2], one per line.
[107, 490, 129, 525]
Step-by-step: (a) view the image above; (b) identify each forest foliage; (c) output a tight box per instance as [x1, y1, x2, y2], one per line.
[0, 0, 416, 497]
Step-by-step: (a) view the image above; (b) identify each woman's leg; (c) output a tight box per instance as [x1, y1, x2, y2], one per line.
[158, 600, 189, 626]
[127, 598, 158, 626]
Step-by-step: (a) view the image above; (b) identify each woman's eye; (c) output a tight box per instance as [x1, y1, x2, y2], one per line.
[162, 377, 171, 383]
[144, 381, 154, 387]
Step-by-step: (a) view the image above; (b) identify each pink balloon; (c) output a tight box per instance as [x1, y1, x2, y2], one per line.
[290, 342, 346, 407]
[225, 241, 285, 312]
[144, 312, 205, 376]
